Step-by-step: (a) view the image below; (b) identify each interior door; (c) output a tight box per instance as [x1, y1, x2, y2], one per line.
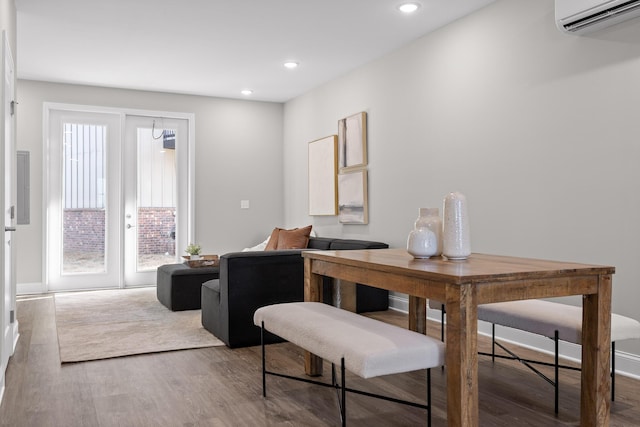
[123, 115, 189, 286]
[46, 109, 122, 291]
[2, 31, 16, 374]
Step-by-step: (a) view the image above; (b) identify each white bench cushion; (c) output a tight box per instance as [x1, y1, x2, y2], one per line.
[254, 302, 445, 379]
[478, 300, 640, 345]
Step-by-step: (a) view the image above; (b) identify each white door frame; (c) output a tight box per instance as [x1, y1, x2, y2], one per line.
[43, 103, 195, 290]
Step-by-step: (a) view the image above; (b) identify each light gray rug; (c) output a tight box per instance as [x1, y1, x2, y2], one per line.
[54, 287, 224, 363]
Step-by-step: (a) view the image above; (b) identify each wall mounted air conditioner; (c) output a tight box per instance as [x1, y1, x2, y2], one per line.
[556, 0, 640, 34]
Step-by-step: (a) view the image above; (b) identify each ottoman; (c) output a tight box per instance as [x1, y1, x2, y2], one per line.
[156, 263, 219, 311]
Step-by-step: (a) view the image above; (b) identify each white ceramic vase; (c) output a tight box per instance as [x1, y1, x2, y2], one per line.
[442, 192, 471, 260]
[407, 207, 442, 259]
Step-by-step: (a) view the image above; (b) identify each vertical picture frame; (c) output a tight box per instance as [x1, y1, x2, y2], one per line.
[338, 168, 368, 224]
[308, 135, 338, 216]
[338, 112, 367, 170]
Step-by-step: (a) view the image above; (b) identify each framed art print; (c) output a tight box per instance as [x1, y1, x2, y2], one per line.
[308, 135, 338, 215]
[338, 168, 368, 224]
[338, 112, 367, 170]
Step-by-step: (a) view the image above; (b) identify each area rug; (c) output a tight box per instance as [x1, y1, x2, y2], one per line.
[54, 287, 224, 363]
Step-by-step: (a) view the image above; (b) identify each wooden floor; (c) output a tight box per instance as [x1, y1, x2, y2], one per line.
[1, 296, 639, 427]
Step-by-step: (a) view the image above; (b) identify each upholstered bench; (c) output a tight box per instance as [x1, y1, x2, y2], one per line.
[156, 263, 219, 311]
[254, 302, 445, 426]
[429, 299, 640, 414]
[478, 300, 640, 410]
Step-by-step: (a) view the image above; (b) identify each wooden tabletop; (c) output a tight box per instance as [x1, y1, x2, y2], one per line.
[302, 248, 614, 284]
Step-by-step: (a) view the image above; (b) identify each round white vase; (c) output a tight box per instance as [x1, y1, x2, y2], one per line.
[407, 207, 442, 259]
[442, 192, 471, 260]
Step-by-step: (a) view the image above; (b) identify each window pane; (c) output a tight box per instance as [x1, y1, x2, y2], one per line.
[62, 123, 106, 274]
[136, 127, 177, 271]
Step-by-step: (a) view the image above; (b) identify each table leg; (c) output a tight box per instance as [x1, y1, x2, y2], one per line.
[336, 279, 357, 312]
[408, 295, 427, 334]
[580, 274, 612, 426]
[445, 283, 478, 427]
[304, 257, 324, 376]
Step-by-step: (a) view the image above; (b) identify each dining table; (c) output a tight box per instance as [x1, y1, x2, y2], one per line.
[301, 248, 615, 426]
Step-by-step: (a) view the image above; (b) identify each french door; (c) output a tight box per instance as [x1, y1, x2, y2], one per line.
[123, 115, 189, 286]
[46, 106, 192, 291]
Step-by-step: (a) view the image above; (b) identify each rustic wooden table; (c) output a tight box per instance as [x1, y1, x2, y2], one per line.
[302, 248, 614, 427]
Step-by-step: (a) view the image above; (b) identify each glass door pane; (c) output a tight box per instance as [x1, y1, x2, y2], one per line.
[62, 123, 107, 274]
[124, 116, 188, 287]
[135, 126, 176, 270]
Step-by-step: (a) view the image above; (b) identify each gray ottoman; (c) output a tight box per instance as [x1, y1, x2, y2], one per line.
[157, 263, 219, 311]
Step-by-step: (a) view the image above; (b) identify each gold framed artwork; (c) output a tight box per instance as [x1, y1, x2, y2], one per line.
[338, 168, 368, 224]
[308, 135, 338, 216]
[338, 112, 367, 170]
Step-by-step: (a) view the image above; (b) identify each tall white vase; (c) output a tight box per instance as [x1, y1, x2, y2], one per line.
[442, 192, 471, 260]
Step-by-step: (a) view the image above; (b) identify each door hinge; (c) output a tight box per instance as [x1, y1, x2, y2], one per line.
[10, 205, 15, 220]
[10, 310, 15, 324]
[10, 100, 17, 116]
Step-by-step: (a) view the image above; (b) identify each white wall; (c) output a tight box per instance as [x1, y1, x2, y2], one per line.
[283, 0, 640, 360]
[16, 81, 284, 286]
[0, 0, 15, 57]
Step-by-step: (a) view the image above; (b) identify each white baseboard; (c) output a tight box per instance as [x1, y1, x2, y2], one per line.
[11, 322, 19, 357]
[389, 294, 409, 313]
[1, 320, 21, 407]
[389, 295, 640, 379]
[17, 282, 46, 295]
[0, 374, 4, 406]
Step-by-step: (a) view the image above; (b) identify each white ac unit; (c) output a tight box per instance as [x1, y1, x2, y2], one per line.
[556, 0, 640, 34]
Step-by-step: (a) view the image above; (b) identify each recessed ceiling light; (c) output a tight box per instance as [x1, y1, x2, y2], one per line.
[284, 61, 299, 69]
[241, 89, 253, 96]
[398, 2, 420, 13]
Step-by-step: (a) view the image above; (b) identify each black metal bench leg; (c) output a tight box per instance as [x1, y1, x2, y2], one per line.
[341, 358, 346, 427]
[440, 304, 446, 371]
[427, 368, 432, 427]
[492, 324, 496, 363]
[440, 304, 445, 342]
[612, 341, 616, 401]
[554, 330, 559, 415]
[261, 322, 266, 398]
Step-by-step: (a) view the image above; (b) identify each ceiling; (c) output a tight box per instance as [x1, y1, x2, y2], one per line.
[16, 0, 494, 103]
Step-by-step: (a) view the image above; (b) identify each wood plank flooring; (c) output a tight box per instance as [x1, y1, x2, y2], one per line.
[1, 295, 639, 426]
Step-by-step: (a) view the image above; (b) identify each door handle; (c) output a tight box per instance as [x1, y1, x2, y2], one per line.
[5, 226, 16, 232]
[126, 224, 135, 229]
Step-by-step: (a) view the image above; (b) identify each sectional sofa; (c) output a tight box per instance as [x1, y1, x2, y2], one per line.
[201, 236, 390, 348]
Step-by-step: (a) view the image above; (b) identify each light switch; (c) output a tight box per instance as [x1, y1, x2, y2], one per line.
[241, 200, 250, 209]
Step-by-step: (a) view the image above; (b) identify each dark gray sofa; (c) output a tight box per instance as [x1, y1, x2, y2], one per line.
[201, 236, 389, 348]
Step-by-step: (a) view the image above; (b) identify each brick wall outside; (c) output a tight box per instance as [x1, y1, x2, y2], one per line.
[63, 207, 176, 255]
[137, 207, 176, 255]
[63, 209, 105, 254]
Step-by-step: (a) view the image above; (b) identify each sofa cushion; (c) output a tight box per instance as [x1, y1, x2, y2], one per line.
[307, 237, 335, 250]
[203, 279, 220, 293]
[329, 239, 388, 250]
